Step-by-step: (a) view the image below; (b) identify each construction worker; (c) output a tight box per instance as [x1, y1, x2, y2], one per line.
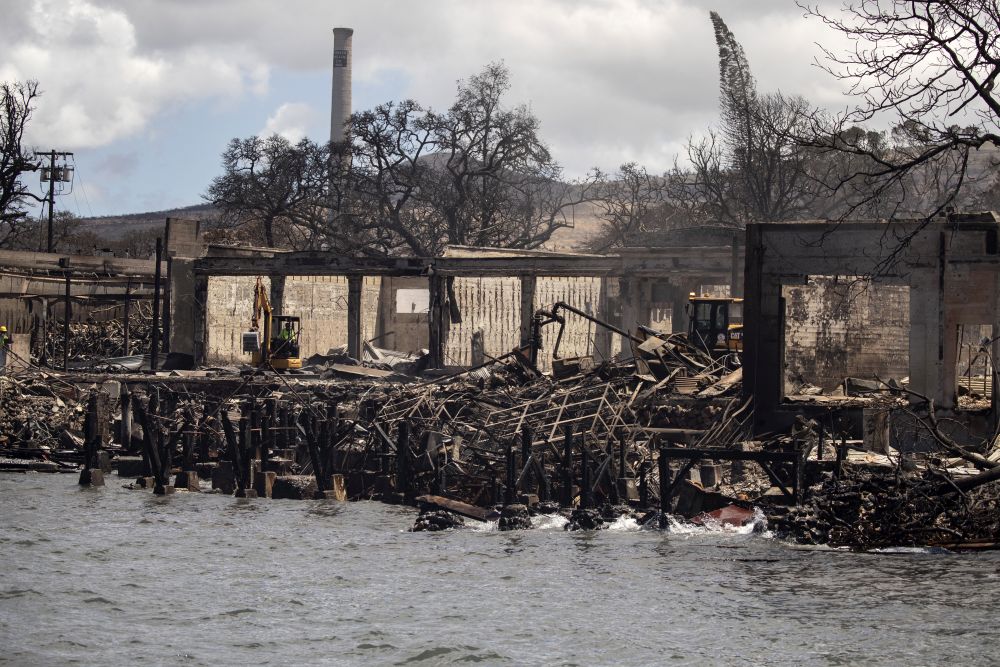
[279, 321, 294, 342]
[0, 325, 9, 374]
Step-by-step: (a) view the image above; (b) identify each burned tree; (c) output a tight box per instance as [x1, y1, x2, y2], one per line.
[798, 0, 1000, 219]
[589, 162, 669, 251]
[669, 13, 828, 229]
[347, 62, 600, 256]
[0, 80, 41, 248]
[205, 135, 330, 249]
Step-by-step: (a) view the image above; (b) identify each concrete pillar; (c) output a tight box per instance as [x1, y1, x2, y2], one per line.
[269, 275, 286, 317]
[743, 225, 785, 423]
[731, 232, 744, 297]
[519, 275, 536, 346]
[374, 276, 394, 349]
[671, 281, 699, 334]
[347, 275, 363, 359]
[908, 245, 949, 407]
[331, 28, 354, 144]
[428, 275, 448, 368]
[593, 276, 613, 360]
[620, 277, 652, 334]
[193, 274, 209, 366]
[165, 218, 207, 364]
[168, 258, 196, 358]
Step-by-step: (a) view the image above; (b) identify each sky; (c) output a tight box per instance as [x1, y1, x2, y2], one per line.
[1, 0, 854, 217]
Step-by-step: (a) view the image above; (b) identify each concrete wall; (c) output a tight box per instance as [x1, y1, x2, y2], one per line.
[0, 299, 35, 335]
[377, 276, 430, 355]
[534, 276, 604, 369]
[783, 278, 910, 393]
[205, 272, 666, 370]
[442, 275, 630, 370]
[204, 275, 380, 364]
[445, 276, 521, 367]
[284, 275, 380, 359]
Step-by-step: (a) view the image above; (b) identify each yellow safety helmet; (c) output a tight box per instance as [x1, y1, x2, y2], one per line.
[0, 326, 7, 332]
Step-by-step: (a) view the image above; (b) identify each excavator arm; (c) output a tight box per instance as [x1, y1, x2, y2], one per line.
[250, 277, 272, 365]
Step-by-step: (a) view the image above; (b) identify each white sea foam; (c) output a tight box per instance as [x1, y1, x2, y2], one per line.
[531, 513, 569, 530]
[665, 507, 771, 537]
[470, 520, 499, 532]
[605, 515, 641, 532]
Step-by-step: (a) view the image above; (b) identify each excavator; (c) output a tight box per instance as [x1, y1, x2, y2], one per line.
[687, 294, 743, 357]
[242, 277, 302, 371]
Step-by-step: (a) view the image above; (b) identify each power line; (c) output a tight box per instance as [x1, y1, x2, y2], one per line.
[69, 156, 95, 218]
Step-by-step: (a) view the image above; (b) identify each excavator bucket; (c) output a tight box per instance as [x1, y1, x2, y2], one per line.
[242, 331, 260, 353]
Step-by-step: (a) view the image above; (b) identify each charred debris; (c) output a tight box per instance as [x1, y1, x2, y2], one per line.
[3, 306, 1000, 553]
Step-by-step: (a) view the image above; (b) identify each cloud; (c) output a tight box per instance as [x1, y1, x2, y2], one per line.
[261, 103, 318, 142]
[3, 0, 859, 212]
[10, 1, 848, 163]
[2, 0, 270, 149]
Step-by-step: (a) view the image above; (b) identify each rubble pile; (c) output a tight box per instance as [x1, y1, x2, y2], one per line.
[5, 301, 999, 552]
[772, 465, 1000, 550]
[0, 376, 86, 453]
[41, 303, 154, 364]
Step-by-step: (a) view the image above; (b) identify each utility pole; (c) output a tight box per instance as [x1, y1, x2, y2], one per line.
[40, 150, 74, 253]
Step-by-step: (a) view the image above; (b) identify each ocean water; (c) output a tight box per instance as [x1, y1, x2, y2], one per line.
[1, 472, 998, 666]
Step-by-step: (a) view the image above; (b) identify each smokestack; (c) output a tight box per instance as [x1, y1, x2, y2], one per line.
[331, 27, 353, 145]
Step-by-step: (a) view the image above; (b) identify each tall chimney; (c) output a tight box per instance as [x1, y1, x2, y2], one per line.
[331, 27, 353, 145]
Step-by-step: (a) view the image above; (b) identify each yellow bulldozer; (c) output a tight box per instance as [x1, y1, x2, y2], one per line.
[687, 294, 743, 356]
[242, 277, 302, 371]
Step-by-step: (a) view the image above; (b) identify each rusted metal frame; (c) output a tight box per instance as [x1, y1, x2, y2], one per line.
[547, 391, 574, 444]
[488, 395, 605, 429]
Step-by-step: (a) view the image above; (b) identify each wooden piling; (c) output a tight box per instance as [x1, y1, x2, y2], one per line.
[396, 421, 411, 498]
[504, 437, 516, 505]
[658, 446, 670, 528]
[562, 423, 574, 508]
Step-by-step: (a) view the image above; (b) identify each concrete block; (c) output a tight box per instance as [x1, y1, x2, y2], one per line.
[78, 468, 104, 487]
[116, 456, 148, 477]
[272, 475, 318, 500]
[700, 464, 723, 488]
[153, 484, 175, 496]
[136, 476, 156, 489]
[235, 488, 258, 499]
[174, 470, 200, 492]
[253, 471, 277, 499]
[97, 450, 112, 474]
